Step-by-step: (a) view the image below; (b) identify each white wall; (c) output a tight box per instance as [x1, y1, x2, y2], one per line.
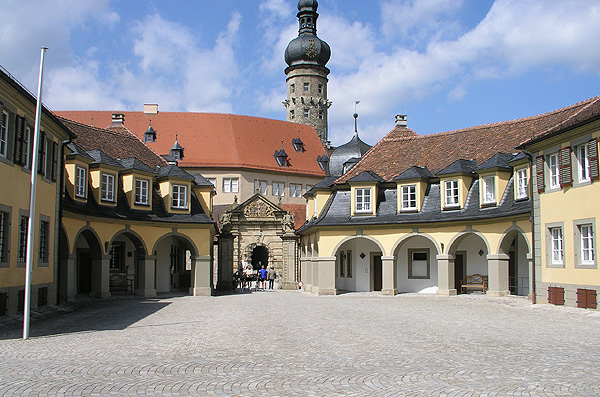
[335, 237, 381, 292]
[395, 236, 438, 293]
[456, 234, 488, 275]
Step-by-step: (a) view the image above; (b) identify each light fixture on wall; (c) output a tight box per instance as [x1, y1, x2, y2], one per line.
[359, 253, 366, 259]
[478, 249, 484, 257]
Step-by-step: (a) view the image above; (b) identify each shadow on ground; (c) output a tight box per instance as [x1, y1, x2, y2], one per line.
[0, 296, 171, 340]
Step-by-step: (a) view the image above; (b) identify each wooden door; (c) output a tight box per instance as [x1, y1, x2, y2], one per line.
[373, 255, 382, 291]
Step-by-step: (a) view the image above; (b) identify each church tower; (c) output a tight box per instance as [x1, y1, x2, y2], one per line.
[283, 0, 332, 146]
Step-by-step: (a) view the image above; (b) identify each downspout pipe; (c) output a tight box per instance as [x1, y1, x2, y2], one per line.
[522, 150, 536, 304]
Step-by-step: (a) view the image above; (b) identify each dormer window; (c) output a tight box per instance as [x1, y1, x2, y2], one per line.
[172, 184, 188, 209]
[135, 178, 150, 205]
[75, 166, 87, 198]
[355, 188, 372, 213]
[144, 123, 156, 143]
[516, 168, 528, 199]
[170, 134, 184, 160]
[274, 143, 289, 167]
[101, 173, 115, 202]
[482, 176, 495, 204]
[444, 180, 459, 208]
[401, 185, 417, 211]
[292, 134, 305, 152]
[317, 153, 329, 171]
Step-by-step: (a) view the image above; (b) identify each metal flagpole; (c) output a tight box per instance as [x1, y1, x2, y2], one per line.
[23, 47, 48, 340]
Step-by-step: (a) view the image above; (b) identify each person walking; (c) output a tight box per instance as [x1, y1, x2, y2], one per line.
[267, 265, 276, 289]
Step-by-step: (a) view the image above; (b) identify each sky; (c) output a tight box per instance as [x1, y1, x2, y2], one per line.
[1, 0, 600, 147]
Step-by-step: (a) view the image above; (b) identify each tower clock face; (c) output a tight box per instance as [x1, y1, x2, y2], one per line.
[305, 40, 318, 58]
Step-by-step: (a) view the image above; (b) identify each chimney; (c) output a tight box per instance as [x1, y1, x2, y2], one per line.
[144, 103, 159, 115]
[110, 113, 125, 127]
[395, 114, 407, 127]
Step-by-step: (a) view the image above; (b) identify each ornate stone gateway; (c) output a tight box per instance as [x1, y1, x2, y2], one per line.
[217, 194, 298, 290]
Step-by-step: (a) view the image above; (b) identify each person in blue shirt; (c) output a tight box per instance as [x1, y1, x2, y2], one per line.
[259, 264, 268, 291]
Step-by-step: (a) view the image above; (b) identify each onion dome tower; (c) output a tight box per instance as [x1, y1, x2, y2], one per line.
[283, 0, 332, 147]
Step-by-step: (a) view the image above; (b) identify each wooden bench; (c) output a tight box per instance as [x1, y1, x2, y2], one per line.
[461, 274, 488, 293]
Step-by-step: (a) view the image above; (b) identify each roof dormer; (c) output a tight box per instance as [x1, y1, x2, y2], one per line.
[292, 133, 305, 152]
[475, 153, 514, 208]
[156, 164, 194, 214]
[87, 150, 124, 207]
[317, 151, 329, 173]
[394, 166, 433, 213]
[274, 141, 289, 167]
[437, 159, 476, 211]
[348, 171, 384, 216]
[170, 134, 184, 160]
[65, 142, 94, 203]
[144, 121, 156, 143]
[118, 157, 155, 211]
[508, 152, 530, 201]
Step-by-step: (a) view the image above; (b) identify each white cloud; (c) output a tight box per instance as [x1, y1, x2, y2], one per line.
[259, 0, 293, 19]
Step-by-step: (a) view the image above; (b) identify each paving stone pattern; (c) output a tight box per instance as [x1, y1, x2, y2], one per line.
[1, 292, 600, 396]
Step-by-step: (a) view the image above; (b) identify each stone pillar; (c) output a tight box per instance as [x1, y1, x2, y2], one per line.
[487, 253, 510, 297]
[303, 256, 313, 292]
[65, 254, 77, 301]
[280, 233, 298, 290]
[216, 233, 235, 290]
[436, 254, 456, 296]
[381, 255, 397, 295]
[136, 255, 157, 298]
[527, 252, 535, 302]
[310, 258, 319, 294]
[91, 255, 111, 299]
[191, 255, 213, 296]
[300, 257, 309, 291]
[317, 256, 337, 295]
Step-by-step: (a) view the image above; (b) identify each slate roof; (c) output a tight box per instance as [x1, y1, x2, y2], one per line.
[66, 142, 94, 161]
[87, 150, 125, 169]
[118, 157, 155, 174]
[191, 173, 216, 187]
[297, 177, 530, 233]
[337, 95, 600, 183]
[347, 171, 384, 183]
[475, 153, 515, 172]
[58, 117, 167, 170]
[56, 111, 326, 177]
[437, 159, 476, 176]
[156, 164, 195, 180]
[394, 166, 434, 181]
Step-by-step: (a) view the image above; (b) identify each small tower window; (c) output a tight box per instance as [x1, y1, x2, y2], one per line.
[318, 84, 323, 94]
[304, 82, 309, 92]
[290, 84, 295, 93]
[290, 109, 295, 120]
[319, 110, 323, 120]
[304, 108, 309, 118]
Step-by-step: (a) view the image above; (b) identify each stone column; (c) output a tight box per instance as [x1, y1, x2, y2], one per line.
[280, 233, 298, 290]
[487, 253, 510, 297]
[64, 254, 77, 301]
[303, 256, 313, 292]
[310, 258, 319, 294]
[381, 256, 397, 295]
[191, 255, 213, 296]
[527, 252, 534, 302]
[136, 255, 157, 298]
[436, 254, 456, 296]
[317, 256, 337, 295]
[300, 257, 309, 291]
[216, 233, 235, 291]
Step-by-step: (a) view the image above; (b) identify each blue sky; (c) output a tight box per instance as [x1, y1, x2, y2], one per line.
[2, 0, 599, 147]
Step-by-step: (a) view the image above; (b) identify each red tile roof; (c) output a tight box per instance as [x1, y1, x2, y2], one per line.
[56, 111, 326, 177]
[338, 95, 600, 183]
[57, 117, 167, 169]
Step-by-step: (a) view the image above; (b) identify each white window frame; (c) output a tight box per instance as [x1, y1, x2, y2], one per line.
[273, 182, 285, 197]
[101, 173, 115, 202]
[223, 178, 239, 193]
[172, 184, 188, 209]
[0, 111, 8, 158]
[135, 178, 149, 205]
[482, 176, 495, 204]
[548, 153, 560, 189]
[550, 227, 564, 266]
[580, 224, 595, 265]
[355, 188, 372, 213]
[577, 144, 591, 183]
[290, 183, 302, 198]
[401, 185, 417, 211]
[254, 179, 267, 195]
[444, 180, 459, 207]
[75, 166, 87, 198]
[516, 168, 528, 199]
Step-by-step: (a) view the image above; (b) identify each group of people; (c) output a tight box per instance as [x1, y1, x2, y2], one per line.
[234, 263, 276, 291]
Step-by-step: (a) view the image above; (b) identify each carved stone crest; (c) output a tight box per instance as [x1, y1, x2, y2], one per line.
[244, 201, 274, 218]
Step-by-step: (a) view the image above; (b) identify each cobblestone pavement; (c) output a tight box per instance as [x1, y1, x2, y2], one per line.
[1, 291, 600, 396]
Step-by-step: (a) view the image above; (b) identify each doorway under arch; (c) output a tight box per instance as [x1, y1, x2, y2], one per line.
[251, 246, 269, 270]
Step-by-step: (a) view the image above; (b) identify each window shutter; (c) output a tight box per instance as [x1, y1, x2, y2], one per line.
[576, 289, 585, 308]
[559, 147, 572, 187]
[13, 116, 24, 165]
[51, 141, 58, 182]
[547, 286, 554, 304]
[38, 131, 46, 175]
[589, 289, 598, 309]
[589, 138, 599, 181]
[535, 156, 545, 193]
